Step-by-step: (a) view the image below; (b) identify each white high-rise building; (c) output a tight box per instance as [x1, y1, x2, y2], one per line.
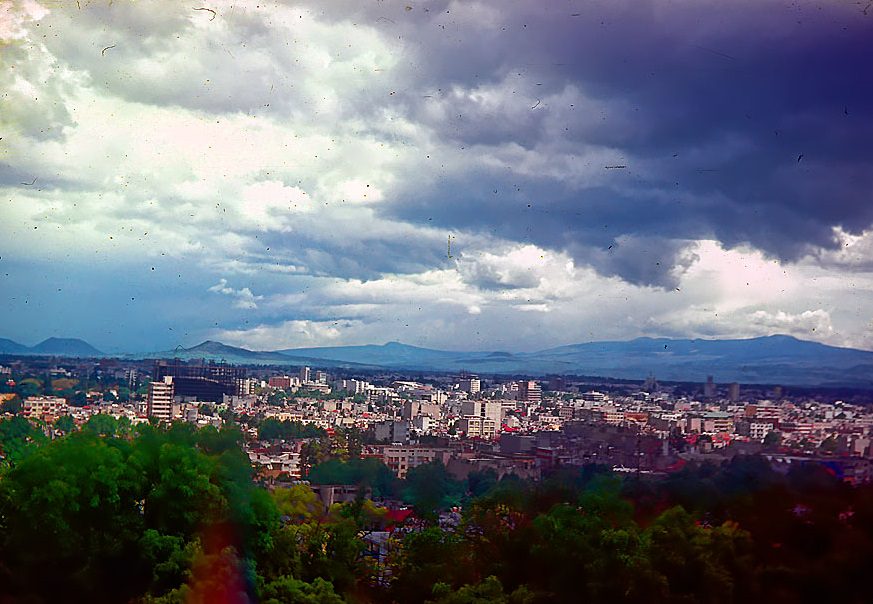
[147, 376, 174, 421]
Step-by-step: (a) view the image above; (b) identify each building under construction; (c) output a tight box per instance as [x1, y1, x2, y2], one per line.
[153, 361, 247, 401]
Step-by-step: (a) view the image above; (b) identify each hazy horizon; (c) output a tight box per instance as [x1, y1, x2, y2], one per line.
[4, 331, 871, 357]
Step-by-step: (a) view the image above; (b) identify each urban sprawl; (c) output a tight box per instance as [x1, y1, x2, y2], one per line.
[4, 355, 873, 493]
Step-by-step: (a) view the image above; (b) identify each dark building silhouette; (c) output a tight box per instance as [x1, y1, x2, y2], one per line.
[153, 361, 246, 401]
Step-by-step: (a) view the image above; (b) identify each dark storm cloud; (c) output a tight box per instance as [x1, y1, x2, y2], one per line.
[252, 228, 451, 280]
[355, 0, 873, 286]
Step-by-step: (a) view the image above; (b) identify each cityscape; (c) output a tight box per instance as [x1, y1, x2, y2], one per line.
[6, 345, 873, 486]
[3, 0, 873, 602]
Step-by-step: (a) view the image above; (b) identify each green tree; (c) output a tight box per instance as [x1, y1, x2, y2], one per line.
[14, 380, 41, 399]
[308, 458, 397, 498]
[390, 527, 473, 602]
[644, 506, 755, 603]
[300, 438, 331, 473]
[70, 390, 88, 407]
[0, 416, 45, 467]
[428, 576, 534, 604]
[261, 576, 344, 604]
[467, 468, 499, 499]
[403, 461, 464, 520]
[0, 432, 145, 600]
[54, 414, 76, 433]
[259, 418, 326, 441]
[272, 484, 322, 523]
[82, 414, 130, 437]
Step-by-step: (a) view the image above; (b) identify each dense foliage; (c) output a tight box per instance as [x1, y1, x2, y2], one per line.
[1, 417, 872, 603]
[257, 418, 327, 441]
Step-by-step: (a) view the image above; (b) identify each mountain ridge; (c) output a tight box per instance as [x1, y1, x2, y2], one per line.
[0, 337, 103, 357]
[3, 334, 873, 386]
[274, 335, 873, 386]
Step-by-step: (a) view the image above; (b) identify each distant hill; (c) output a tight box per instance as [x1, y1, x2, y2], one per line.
[139, 340, 379, 369]
[0, 338, 29, 355]
[276, 341, 467, 366]
[522, 335, 873, 386]
[277, 335, 873, 386]
[4, 333, 873, 386]
[30, 337, 103, 357]
[0, 337, 103, 357]
[138, 340, 301, 364]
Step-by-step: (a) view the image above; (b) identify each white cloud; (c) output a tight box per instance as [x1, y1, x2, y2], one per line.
[214, 319, 362, 350]
[747, 309, 834, 339]
[208, 279, 263, 309]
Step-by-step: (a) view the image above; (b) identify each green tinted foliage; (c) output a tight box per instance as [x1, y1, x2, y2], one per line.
[644, 507, 754, 603]
[259, 418, 326, 440]
[0, 432, 143, 600]
[196, 424, 244, 455]
[403, 461, 464, 519]
[261, 576, 344, 604]
[263, 518, 366, 594]
[272, 484, 322, 523]
[390, 527, 473, 603]
[466, 468, 499, 498]
[308, 457, 397, 498]
[82, 413, 131, 437]
[0, 425, 275, 602]
[428, 576, 535, 604]
[15, 378, 42, 398]
[2, 423, 873, 604]
[54, 414, 76, 433]
[0, 416, 45, 467]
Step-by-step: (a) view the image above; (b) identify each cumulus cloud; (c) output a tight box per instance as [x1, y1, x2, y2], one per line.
[208, 279, 263, 310]
[214, 319, 362, 350]
[2, 0, 872, 352]
[747, 309, 834, 340]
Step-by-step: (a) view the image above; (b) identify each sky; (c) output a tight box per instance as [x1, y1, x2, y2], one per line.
[2, 0, 873, 354]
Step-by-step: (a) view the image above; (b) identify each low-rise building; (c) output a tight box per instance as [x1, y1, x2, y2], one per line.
[23, 396, 67, 417]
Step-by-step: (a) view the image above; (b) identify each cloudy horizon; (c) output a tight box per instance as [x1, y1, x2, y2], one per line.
[2, 0, 873, 354]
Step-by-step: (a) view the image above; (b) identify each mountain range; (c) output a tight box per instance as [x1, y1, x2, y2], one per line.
[278, 336, 873, 387]
[0, 337, 103, 357]
[2, 334, 873, 386]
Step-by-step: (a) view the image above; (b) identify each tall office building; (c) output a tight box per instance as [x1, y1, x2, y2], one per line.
[703, 376, 716, 398]
[517, 380, 542, 404]
[299, 366, 311, 383]
[458, 374, 481, 395]
[154, 361, 246, 402]
[147, 376, 174, 421]
[728, 382, 740, 402]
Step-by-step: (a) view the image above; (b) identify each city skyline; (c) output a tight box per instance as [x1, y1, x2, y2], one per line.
[3, 0, 873, 353]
